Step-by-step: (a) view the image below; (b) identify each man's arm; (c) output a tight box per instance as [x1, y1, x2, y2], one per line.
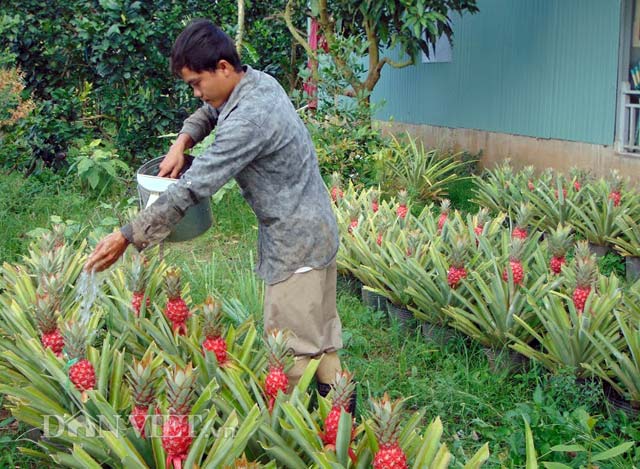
[122, 116, 267, 251]
[158, 105, 218, 178]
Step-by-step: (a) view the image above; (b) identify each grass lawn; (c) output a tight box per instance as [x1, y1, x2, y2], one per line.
[1, 172, 638, 467]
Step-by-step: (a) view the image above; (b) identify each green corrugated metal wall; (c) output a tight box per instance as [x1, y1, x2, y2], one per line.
[372, 0, 622, 145]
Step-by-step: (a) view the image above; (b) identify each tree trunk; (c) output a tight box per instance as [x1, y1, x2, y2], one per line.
[235, 0, 245, 57]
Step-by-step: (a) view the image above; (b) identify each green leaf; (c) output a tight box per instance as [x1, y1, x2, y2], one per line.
[549, 444, 586, 453]
[591, 441, 634, 461]
[523, 417, 537, 469]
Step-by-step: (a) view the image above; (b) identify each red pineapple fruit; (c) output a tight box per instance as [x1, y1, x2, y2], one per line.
[320, 371, 357, 448]
[201, 297, 228, 365]
[437, 199, 451, 233]
[572, 241, 598, 314]
[555, 182, 568, 200]
[447, 236, 469, 289]
[511, 203, 531, 240]
[502, 239, 526, 286]
[330, 172, 344, 204]
[347, 205, 360, 234]
[396, 190, 409, 219]
[164, 269, 190, 335]
[162, 364, 197, 469]
[371, 393, 408, 469]
[569, 167, 585, 192]
[62, 321, 96, 401]
[608, 170, 622, 207]
[127, 352, 161, 439]
[264, 330, 293, 411]
[547, 224, 573, 275]
[522, 165, 535, 191]
[474, 208, 490, 237]
[369, 188, 380, 213]
[126, 253, 152, 316]
[34, 275, 64, 357]
[375, 220, 388, 247]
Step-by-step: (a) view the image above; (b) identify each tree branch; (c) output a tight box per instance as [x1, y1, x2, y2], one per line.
[316, 0, 363, 94]
[284, 0, 317, 62]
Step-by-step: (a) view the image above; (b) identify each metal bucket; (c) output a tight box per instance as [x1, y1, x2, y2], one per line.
[136, 155, 212, 242]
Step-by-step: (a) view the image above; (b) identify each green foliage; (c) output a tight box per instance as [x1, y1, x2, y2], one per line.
[597, 251, 625, 278]
[304, 107, 386, 185]
[286, 0, 479, 104]
[68, 139, 130, 194]
[0, 1, 303, 172]
[375, 134, 476, 202]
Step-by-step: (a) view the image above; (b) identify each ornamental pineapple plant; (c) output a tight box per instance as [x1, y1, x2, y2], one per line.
[264, 329, 293, 411]
[437, 198, 450, 233]
[608, 169, 623, 207]
[396, 190, 409, 219]
[511, 203, 532, 240]
[164, 268, 190, 335]
[127, 351, 162, 438]
[370, 393, 408, 469]
[126, 252, 152, 316]
[502, 238, 526, 286]
[330, 172, 343, 203]
[447, 235, 469, 289]
[347, 204, 360, 234]
[34, 275, 65, 356]
[547, 224, 573, 275]
[162, 364, 198, 469]
[572, 241, 598, 314]
[474, 208, 490, 237]
[62, 321, 96, 400]
[369, 188, 380, 213]
[320, 371, 357, 449]
[201, 296, 228, 365]
[569, 166, 590, 192]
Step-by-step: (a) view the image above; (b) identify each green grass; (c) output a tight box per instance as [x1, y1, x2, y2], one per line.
[1, 171, 639, 467]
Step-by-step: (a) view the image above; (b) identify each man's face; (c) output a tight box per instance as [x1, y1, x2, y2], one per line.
[181, 63, 235, 108]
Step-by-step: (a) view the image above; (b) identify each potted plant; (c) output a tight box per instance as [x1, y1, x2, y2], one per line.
[569, 178, 629, 257]
[582, 312, 640, 417]
[510, 270, 623, 378]
[442, 235, 553, 372]
[609, 213, 640, 282]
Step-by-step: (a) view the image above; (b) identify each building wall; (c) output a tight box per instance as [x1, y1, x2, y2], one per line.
[372, 0, 622, 146]
[377, 121, 640, 182]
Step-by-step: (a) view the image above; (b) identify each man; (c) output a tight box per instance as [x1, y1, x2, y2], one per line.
[85, 19, 343, 391]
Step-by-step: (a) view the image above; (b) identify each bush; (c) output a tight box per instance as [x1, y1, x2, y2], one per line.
[0, 1, 304, 172]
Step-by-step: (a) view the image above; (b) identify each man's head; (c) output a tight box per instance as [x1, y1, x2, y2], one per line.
[171, 19, 244, 108]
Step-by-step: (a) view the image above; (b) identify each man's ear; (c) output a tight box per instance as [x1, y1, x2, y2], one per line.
[216, 60, 233, 75]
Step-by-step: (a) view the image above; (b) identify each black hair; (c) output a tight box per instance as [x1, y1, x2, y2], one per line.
[170, 19, 243, 76]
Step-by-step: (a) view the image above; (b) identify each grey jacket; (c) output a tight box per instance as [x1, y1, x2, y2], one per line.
[121, 66, 339, 285]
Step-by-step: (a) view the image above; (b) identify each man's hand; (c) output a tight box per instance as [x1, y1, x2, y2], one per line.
[84, 231, 130, 272]
[158, 147, 186, 178]
[158, 133, 194, 178]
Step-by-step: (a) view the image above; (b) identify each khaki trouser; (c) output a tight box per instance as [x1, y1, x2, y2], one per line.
[264, 258, 343, 386]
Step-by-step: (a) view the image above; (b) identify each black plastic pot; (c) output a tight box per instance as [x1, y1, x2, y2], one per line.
[587, 242, 610, 258]
[337, 272, 362, 296]
[483, 346, 528, 374]
[386, 302, 414, 329]
[625, 256, 640, 283]
[603, 381, 640, 418]
[361, 286, 387, 311]
[421, 322, 456, 347]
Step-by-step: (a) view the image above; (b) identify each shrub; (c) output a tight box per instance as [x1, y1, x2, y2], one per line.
[0, 1, 304, 172]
